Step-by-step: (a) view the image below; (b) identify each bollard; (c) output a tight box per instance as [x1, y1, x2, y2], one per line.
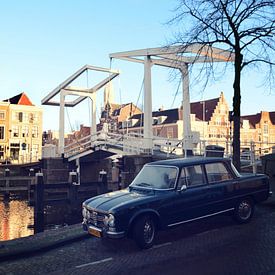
[29, 168, 35, 177]
[68, 171, 78, 212]
[98, 170, 108, 194]
[4, 168, 10, 177]
[34, 172, 44, 234]
[69, 171, 79, 185]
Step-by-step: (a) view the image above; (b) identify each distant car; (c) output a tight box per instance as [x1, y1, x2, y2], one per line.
[82, 157, 271, 249]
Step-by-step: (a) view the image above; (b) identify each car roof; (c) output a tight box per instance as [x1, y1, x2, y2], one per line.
[146, 157, 231, 169]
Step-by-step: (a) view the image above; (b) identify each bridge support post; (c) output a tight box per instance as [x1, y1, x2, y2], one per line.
[34, 172, 44, 234]
[180, 64, 193, 157]
[90, 93, 97, 141]
[143, 56, 153, 153]
[59, 90, 66, 155]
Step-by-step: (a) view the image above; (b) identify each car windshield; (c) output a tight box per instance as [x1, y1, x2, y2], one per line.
[130, 165, 178, 190]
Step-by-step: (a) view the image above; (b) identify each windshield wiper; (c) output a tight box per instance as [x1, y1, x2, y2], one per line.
[135, 182, 152, 187]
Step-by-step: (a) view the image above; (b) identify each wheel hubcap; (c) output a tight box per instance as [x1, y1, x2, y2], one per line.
[238, 201, 251, 220]
[143, 221, 154, 244]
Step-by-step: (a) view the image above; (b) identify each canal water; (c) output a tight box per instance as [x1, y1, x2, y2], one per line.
[0, 199, 34, 241]
[0, 197, 82, 241]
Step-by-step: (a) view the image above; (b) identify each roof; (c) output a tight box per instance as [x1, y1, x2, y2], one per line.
[3, 92, 34, 106]
[269, 112, 275, 124]
[127, 95, 220, 128]
[241, 113, 261, 127]
[190, 97, 219, 122]
[129, 108, 180, 127]
[147, 157, 231, 169]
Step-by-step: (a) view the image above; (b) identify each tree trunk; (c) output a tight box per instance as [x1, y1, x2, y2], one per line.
[232, 52, 243, 171]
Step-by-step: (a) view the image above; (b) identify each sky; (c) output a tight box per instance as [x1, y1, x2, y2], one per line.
[1, 0, 274, 131]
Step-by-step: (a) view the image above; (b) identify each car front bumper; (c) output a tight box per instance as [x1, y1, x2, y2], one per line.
[82, 222, 125, 239]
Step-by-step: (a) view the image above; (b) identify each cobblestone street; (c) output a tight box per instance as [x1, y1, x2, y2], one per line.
[1, 200, 275, 275]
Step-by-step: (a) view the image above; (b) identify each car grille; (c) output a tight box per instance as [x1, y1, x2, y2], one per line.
[87, 210, 105, 229]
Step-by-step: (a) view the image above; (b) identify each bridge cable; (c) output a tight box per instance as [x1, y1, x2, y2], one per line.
[65, 106, 83, 148]
[155, 78, 181, 137]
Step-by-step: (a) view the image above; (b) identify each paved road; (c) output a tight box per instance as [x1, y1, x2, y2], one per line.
[1, 202, 275, 275]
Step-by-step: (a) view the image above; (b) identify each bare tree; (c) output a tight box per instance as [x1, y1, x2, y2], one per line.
[170, 0, 275, 170]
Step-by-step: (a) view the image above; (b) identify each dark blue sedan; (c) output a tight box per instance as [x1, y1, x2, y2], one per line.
[82, 157, 271, 249]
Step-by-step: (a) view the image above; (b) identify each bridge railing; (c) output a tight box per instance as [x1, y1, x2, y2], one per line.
[64, 131, 275, 167]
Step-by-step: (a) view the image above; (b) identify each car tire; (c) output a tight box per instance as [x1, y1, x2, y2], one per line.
[233, 198, 254, 223]
[133, 215, 156, 249]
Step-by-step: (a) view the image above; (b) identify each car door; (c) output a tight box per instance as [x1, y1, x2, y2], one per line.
[204, 161, 235, 213]
[166, 164, 211, 226]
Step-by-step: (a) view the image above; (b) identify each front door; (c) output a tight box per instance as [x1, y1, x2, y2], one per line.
[167, 164, 210, 226]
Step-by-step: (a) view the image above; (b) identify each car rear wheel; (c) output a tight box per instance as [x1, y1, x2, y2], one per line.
[133, 215, 156, 249]
[233, 198, 254, 223]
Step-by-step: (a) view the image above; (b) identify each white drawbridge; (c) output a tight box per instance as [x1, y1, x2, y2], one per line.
[41, 44, 234, 161]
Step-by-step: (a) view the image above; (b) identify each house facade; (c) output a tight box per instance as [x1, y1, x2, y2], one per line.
[122, 92, 275, 156]
[123, 92, 230, 152]
[241, 111, 275, 154]
[0, 93, 43, 163]
[0, 101, 10, 162]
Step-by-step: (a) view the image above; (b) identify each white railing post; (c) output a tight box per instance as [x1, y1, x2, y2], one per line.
[250, 141, 257, 173]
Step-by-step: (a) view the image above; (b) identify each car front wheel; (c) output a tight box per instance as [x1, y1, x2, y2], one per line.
[233, 198, 254, 223]
[133, 215, 156, 249]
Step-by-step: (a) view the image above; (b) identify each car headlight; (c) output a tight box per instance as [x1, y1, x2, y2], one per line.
[103, 214, 115, 227]
[108, 214, 115, 227]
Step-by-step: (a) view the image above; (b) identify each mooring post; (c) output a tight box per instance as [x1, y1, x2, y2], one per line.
[4, 168, 10, 200]
[34, 172, 44, 234]
[98, 170, 108, 194]
[68, 171, 78, 212]
[4, 168, 10, 177]
[29, 168, 35, 176]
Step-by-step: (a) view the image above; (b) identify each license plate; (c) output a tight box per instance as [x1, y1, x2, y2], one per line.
[88, 227, 102, 238]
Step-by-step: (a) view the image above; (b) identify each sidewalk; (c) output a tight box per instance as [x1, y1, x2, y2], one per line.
[0, 223, 88, 261]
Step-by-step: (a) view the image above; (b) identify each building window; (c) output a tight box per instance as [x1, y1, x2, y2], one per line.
[0, 126, 4, 140]
[0, 111, 5, 120]
[32, 126, 39, 138]
[216, 118, 221, 125]
[263, 124, 268, 135]
[23, 112, 29, 122]
[10, 143, 20, 160]
[22, 125, 29, 137]
[258, 135, 261, 142]
[13, 112, 23, 122]
[167, 128, 174, 139]
[29, 113, 38, 123]
[32, 144, 39, 154]
[12, 126, 19, 137]
[0, 145, 4, 159]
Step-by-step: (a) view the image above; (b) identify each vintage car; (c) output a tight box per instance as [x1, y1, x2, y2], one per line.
[82, 157, 271, 249]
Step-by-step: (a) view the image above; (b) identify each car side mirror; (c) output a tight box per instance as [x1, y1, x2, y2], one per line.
[180, 184, 187, 192]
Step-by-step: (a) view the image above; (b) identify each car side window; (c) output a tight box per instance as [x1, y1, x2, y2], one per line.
[205, 162, 233, 184]
[184, 165, 206, 187]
